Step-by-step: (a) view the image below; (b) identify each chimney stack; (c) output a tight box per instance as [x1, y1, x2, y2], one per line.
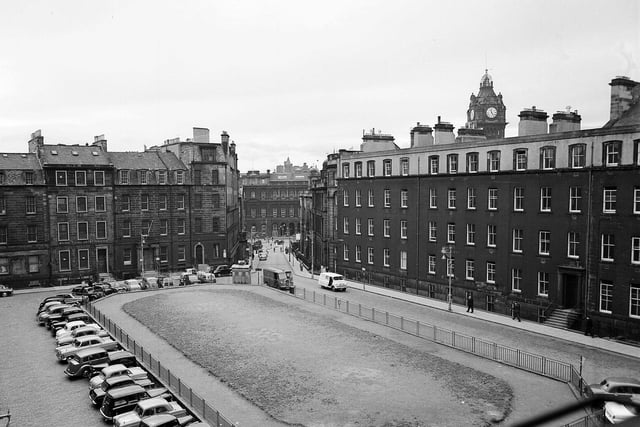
[28, 129, 44, 154]
[221, 131, 229, 153]
[609, 76, 640, 123]
[193, 127, 210, 143]
[92, 134, 108, 152]
[549, 110, 581, 133]
[433, 117, 455, 145]
[410, 122, 434, 147]
[518, 107, 548, 136]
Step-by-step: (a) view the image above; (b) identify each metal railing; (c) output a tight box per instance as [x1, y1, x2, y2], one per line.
[85, 304, 235, 427]
[294, 288, 586, 386]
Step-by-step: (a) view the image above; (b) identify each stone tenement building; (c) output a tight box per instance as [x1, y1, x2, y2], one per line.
[241, 158, 315, 240]
[302, 73, 640, 340]
[0, 127, 240, 287]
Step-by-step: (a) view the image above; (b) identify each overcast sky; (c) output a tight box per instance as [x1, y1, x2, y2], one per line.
[1, 1, 638, 172]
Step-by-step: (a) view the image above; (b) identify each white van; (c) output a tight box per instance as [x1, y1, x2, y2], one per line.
[318, 272, 347, 292]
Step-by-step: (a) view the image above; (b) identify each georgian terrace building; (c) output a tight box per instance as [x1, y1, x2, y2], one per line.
[0, 127, 241, 287]
[329, 76, 640, 339]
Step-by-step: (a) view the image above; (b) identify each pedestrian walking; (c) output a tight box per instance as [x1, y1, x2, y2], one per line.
[512, 301, 521, 321]
[466, 293, 474, 313]
[584, 316, 595, 337]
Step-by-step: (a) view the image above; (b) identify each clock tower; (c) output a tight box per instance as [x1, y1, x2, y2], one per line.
[466, 70, 507, 139]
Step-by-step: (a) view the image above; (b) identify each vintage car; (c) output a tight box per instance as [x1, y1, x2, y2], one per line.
[56, 335, 119, 361]
[51, 312, 92, 332]
[586, 377, 640, 401]
[38, 303, 72, 325]
[0, 284, 13, 297]
[54, 320, 88, 339]
[138, 413, 191, 427]
[104, 350, 138, 369]
[113, 397, 192, 427]
[37, 294, 82, 312]
[258, 251, 268, 261]
[604, 398, 640, 424]
[100, 385, 170, 422]
[212, 265, 232, 277]
[56, 324, 109, 346]
[36, 301, 65, 319]
[47, 306, 86, 329]
[63, 347, 113, 378]
[90, 374, 154, 407]
[89, 365, 150, 390]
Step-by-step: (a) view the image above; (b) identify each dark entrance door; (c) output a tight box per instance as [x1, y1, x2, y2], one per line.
[96, 248, 108, 274]
[562, 273, 580, 308]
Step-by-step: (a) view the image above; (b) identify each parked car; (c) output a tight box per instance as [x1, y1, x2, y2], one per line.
[586, 377, 640, 402]
[56, 324, 109, 346]
[51, 312, 92, 332]
[139, 413, 191, 427]
[90, 375, 154, 407]
[55, 320, 88, 339]
[89, 364, 150, 390]
[37, 293, 82, 312]
[104, 350, 138, 369]
[212, 265, 232, 277]
[113, 397, 192, 427]
[47, 306, 85, 329]
[0, 284, 13, 297]
[56, 335, 119, 361]
[258, 251, 267, 261]
[318, 272, 348, 292]
[63, 347, 113, 378]
[72, 285, 102, 301]
[100, 385, 170, 422]
[94, 282, 119, 296]
[38, 303, 72, 325]
[604, 398, 640, 424]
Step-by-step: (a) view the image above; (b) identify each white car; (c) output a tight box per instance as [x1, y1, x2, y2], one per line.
[55, 320, 88, 339]
[604, 399, 640, 424]
[56, 324, 109, 346]
[55, 336, 119, 361]
[89, 364, 149, 390]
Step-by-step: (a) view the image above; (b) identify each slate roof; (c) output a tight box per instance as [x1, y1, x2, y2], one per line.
[0, 152, 41, 170]
[604, 100, 640, 128]
[39, 145, 112, 166]
[108, 151, 186, 170]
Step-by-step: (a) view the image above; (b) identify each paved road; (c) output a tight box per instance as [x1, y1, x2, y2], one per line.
[0, 291, 106, 427]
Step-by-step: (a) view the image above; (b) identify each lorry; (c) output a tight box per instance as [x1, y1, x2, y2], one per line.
[262, 268, 294, 293]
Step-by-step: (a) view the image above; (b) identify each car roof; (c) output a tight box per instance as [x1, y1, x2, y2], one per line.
[322, 272, 343, 278]
[141, 414, 177, 426]
[67, 313, 90, 320]
[108, 350, 135, 360]
[76, 335, 102, 343]
[102, 364, 127, 375]
[106, 384, 145, 397]
[76, 347, 109, 358]
[137, 397, 169, 410]
[603, 377, 640, 385]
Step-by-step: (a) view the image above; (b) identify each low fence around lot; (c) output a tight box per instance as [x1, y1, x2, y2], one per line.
[85, 303, 235, 427]
[293, 288, 587, 388]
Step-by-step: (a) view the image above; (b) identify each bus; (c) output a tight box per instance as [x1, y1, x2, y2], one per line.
[263, 267, 294, 293]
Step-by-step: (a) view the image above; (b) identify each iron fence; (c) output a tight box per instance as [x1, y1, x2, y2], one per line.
[294, 287, 586, 387]
[85, 304, 235, 427]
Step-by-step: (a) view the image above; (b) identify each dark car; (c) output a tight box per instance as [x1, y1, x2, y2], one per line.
[64, 347, 111, 379]
[213, 265, 232, 277]
[72, 285, 103, 300]
[105, 350, 138, 368]
[252, 240, 263, 251]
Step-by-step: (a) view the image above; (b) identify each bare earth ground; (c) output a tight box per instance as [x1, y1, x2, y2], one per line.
[123, 288, 512, 427]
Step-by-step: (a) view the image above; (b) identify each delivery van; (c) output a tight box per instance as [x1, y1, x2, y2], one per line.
[318, 272, 347, 292]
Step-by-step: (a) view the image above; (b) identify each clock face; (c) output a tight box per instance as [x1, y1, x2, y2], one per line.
[469, 110, 475, 120]
[486, 107, 498, 119]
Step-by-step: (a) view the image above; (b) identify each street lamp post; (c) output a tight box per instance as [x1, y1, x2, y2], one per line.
[441, 245, 453, 312]
[362, 267, 366, 291]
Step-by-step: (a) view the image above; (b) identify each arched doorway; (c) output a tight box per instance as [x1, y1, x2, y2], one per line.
[194, 243, 204, 266]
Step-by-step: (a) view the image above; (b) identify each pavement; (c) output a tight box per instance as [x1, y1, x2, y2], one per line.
[279, 245, 640, 360]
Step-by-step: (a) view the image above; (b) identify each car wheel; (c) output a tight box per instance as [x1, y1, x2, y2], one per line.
[1, 292, 5, 297]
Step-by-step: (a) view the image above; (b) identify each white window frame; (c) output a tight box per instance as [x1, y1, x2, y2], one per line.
[96, 221, 107, 239]
[447, 223, 455, 244]
[466, 224, 475, 246]
[367, 247, 374, 264]
[383, 219, 390, 237]
[632, 237, 640, 264]
[487, 224, 497, 248]
[343, 244, 349, 261]
[355, 245, 361, 263]
[400, 190, 408, 208]
[539, 230, 551, 255]
[400, 220, 407, 239]
[513, 187, 524, 212]
[94, 171, 105, 186]
[428, 221, 437, 242]
[59, 250, 71, 271]
[78, 249, 90, 270]
[428, 255, 436, 274]
[488, 151, 500, 172]
[465, 259, 474, 280]
[569, 187, 582, 213]
[57, 196, 68, 213]
[467, 152, 478, 173]
[511, 268, 522, 292]
[384, 189, 391, 208]
[603, 188, 617, 213]
[513, 229, 523, 253]
[540, 187, 552, 212]
[120, 170, 129, 185]
[488, 188, 498, 210]
[355, 189, 361, 207]
[601, 234, 615, 262]
[400, 158, 409, 176]
[343, 190, 349, 207]
[56, 170, 67, 186]
[368, 218, 374, 236]
[383, 248, 390, 267]
[400, 250, 407, 270]
[58, 223, 70, 241]
[447, 189, 456, 209]
[75, 171, 87, 186]
[538, 272, 549, 296]
[515, 149, 527, 171]
[486, 261, 495, 283]
[429, 188, 437, 208]
[599, 281, 613, 313]
[343, 217, 349, 234]
[383, 160, 392, 176]
[630, 286, 640, 318]
[568, 232, 579, 259]
[355, 217, 361, 235]
[77, 221, 89, 241]
[467, 188, 476, 210]
[368, 189, 374, 207]
[634, 188, 640, 214]
[448, 154, 458, 174]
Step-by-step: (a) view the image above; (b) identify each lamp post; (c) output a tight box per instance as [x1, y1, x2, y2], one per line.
[441, 245, 453, 312]
[362, 267, 366, 291]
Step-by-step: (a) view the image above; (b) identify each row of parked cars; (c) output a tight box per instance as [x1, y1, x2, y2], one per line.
[36, 294, 205, 426]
